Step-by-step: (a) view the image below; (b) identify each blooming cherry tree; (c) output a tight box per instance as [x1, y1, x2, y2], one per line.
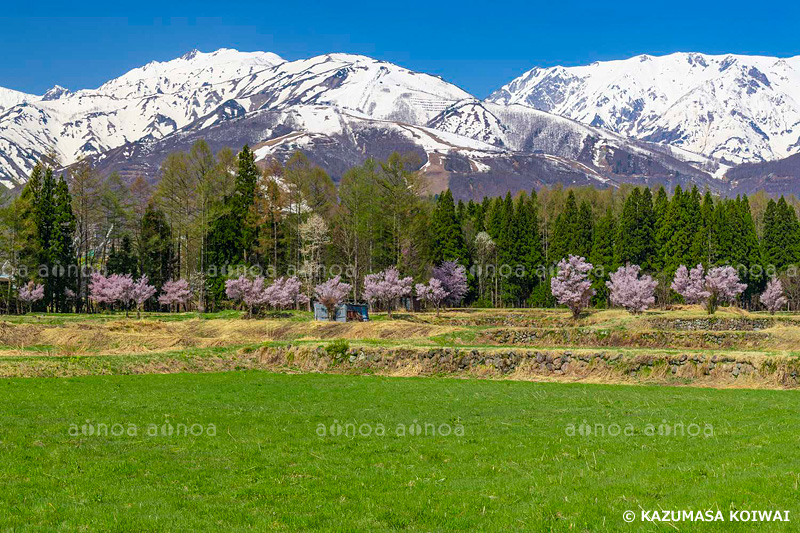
[415, 278, 449, 316]
[225, 276, 269, 317]
[551, 255, 595, 318]
[128, 276, 157, 318]
[115, 275, 136, 316]
[89, 272, 135, 313]
[263, 276, 309, 310]
[433, 261, 468, 306]
[760, 278, 788, 314]
[704, 266, 747, 314]
[363, 267, 413, 318]
[671, 264, 747, 314]
[18, 281, 44, 313]
[158, 279, 193, 312]
[314, 276, 352, 320]
[607, 264, 658, 314]
[671, 265, 710, 304]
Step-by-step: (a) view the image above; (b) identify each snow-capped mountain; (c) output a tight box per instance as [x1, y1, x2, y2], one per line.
[80, 96, 721, 202]
[0, 87, 36, 112]
[0, 49, 286, 186]
[5, 47, 797, 199]
[488, 52, 800, 165]
[0, 49, 472, 188]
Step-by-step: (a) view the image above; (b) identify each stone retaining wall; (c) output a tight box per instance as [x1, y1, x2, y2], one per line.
[480, 328, 771, 349]
[646, 317, 776, 331]
[256, 345, 800, 389]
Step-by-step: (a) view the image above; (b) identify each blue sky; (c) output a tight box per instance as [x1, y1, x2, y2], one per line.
[1, 1, 799, 97]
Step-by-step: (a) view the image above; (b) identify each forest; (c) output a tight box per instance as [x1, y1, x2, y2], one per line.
[2, 139, 800, 314]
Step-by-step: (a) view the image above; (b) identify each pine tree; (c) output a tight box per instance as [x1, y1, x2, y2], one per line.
[520, 191, 544, 303]
[139, 203, 176, 300]
[615, 188, 656, 270]
[652, 186, 669, 270]
[108, 235, 139, 277]
[233, 145, 259, 261]
[550, 191, 581, 262]
[761, 198, 780, 269]
[615, 188, 641, 267]
[637, 187, 656, 269]
[497, 192, 519, 305]
[761, 197, 800, 272]
[736, 196, 765, 302]
[659, 186, 701, 274]
[49, 175, 76, 312]
[430, 190, 468, 265]
[590, 208, 616, 306]
[577, 200, 593, 258]
[692, 191, 716, 265]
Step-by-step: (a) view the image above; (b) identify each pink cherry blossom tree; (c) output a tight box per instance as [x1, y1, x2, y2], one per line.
[363, 267, 413, 318]
[128, 276, 157, 318]
[88, 272, 115, 308]
[158, 279, 193, 312]
[89, 272, 134, 313]
[314, 275, 352, 321]
[704, 266, 747, 314]
[115, 275, 136, 317]
[760, 277, 788, 314]
[606, 264, 658, 314]
[415, 278, 449, 316]
[263, 276, 309, 310]
[671, 264, 710, 304]
[551, 255, 595, 318]
[671, 264, 747, 314]
[18, 281, 44, 313]
[225, 275, 269, 318]
[433, 261, 468, 306]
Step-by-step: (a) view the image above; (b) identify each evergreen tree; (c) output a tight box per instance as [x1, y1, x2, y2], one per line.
[736, 196, 765, 303]
[577, 200, 593, 258]
[497, 192, 519, 305]
[652, 186, 669, 270]
[590, 208, 616, 306]
[659, 186, 701, 273]
[761, 199, 779, 268]
[550, 191, 581, 262]
[485, 196, 504, 240]
[520, 191, 544, 303]
[49, 175, 76, 312]
[233, 145, 259, 261]
[762, 197, 800, 271]
[615, 188, 641, 267]
[430, 190, 468, 265]
[637, 187, 656, 269]
[139, 203, 176, 300]
[108, 235, 139, 277]
[615, 188, 655, 270]
[693, 191, 717, 265]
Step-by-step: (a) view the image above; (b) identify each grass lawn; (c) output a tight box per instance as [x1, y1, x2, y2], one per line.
[2, 371, 799, 531]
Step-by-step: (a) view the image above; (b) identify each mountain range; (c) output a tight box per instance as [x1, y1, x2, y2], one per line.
[1, 49, 800, 199]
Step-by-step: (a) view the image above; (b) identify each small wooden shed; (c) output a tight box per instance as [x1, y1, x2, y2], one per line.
[313, 303, 369, 322]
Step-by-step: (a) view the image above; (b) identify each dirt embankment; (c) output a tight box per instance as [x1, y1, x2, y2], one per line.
[3, 342, 795, 390]
[248, 345, 800, 389]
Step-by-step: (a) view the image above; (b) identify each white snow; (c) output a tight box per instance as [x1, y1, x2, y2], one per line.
[488, 52, 800, 165]
[0, 48, 474, 186]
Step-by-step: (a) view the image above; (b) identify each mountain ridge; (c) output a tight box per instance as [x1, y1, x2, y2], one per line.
[1, 49, 799, 198]
[488, 52, 800, 165]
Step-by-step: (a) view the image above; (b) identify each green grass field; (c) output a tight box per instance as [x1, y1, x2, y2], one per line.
[2, 371, 799, 531]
